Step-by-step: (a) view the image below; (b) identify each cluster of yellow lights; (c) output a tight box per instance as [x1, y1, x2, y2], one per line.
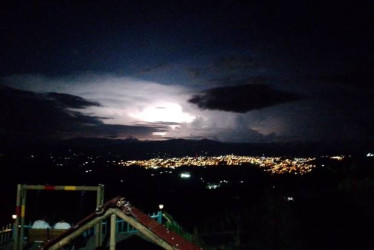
[118, 155, 317, 175]
[329, 155, 345, 161]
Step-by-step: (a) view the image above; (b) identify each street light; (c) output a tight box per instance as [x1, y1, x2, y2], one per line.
[12, 214, 17, 220]
[157, 204, 165, 224]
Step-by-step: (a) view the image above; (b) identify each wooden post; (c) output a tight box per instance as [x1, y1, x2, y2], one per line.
[13, 184, 21, 250]
[110, 214, 116, 250]
[95, 184, 104, 248]
[19, 186, 26, 250]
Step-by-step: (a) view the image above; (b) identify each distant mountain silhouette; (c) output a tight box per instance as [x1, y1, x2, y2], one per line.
[38, 138, 374, 157]
[1, 136, 373, 157]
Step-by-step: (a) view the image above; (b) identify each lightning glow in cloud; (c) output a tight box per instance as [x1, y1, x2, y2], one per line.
[130, 102, 195, 123]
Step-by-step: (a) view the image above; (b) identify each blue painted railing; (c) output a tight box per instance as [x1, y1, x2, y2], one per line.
[84, 211, 162, 236]
[0, 224, 13, 245]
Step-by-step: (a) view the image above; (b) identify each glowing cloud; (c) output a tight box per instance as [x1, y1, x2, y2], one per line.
[130, 102, 195, 123]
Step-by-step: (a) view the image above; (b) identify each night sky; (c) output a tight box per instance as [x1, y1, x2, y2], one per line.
[1, 0, 373, 144]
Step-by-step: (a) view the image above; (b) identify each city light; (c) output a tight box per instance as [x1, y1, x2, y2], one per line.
[180, 172, 191, 178]
[285, 196, 294, 202]
[330, 156, 345, 161]
[206, 184, 220, 190]
[119, 155, 317, 175]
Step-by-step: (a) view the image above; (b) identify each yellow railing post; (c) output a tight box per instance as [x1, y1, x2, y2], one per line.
[13, 184, 22, 250]
[95, 184, 105, 248]
[19, 186, 26, 250]
[110, 214, 116, 250]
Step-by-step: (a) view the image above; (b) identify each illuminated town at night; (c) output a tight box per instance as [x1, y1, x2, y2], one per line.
[120, 155, 317, 175]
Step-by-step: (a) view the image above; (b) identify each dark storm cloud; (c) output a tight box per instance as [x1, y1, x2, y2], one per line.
[46, 92, 101, 108]
[212, 56, 258, 72]
[187, 55, 283, 80]
[208, 76, 269, 86]
[189, 84, 302, 113]
[0, 0, 372, 144]
[314, 69, 374, 89]
[0, 85, 165, 139]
